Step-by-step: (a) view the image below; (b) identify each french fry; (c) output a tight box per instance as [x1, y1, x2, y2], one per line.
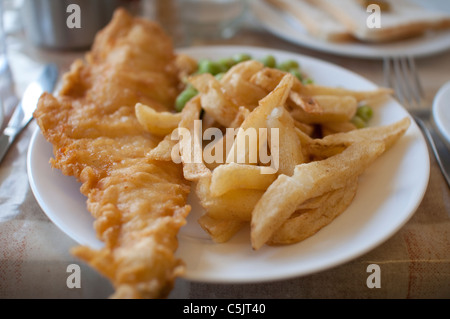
[198, 213, 246, 243]
[147, 133, 178, 161]
[135, 102, 182, 136]
[221, 60, 265, 83]
[295, 189, 336, 211]
[268, 177, 358, 245]
[210, 162, 277, 197]
[226, 73, 295, 165]
[196, 176, 264, 222]
[266, 106, 304, 176]
[203, 132, 228, 171]
[251, 67, 392, 105]
[321, 121, 357, 137]
[289, 95, 358, 124]
[289, 91, 323, 114]
[201, 112, 218, 130]
[308, 117, 411, 158]
[251, 141, 386, 250]
[300, 84, 393, 102]
[250, 67, 331, 120]
[295, 127, 314, 145]
[223, 75, 267, 110]
[175, 96, 211, 181]
[250, 67, 303, 93]
[293, 120, 315, 136]
[229, 106, 250, 129]
[188, 73, 240, 127]
[221, 60, 266, 109]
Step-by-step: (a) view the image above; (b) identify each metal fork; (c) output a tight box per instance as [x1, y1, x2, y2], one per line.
[383, 56, 450, 188]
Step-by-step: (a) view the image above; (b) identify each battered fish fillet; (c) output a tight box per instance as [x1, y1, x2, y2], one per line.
[33, 9, 191, 299]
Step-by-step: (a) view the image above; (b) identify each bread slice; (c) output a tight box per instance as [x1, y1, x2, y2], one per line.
[265, 0, 353, 42]
[313, 0, 450, 42]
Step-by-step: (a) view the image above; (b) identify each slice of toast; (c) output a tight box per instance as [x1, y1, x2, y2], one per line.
[313, 0, 450, 42]
[266, 0, 353, 42]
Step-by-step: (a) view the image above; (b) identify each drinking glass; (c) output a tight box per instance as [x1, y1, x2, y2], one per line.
[176, 0, 247, 43]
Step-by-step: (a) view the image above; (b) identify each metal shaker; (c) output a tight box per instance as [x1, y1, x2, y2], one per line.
[21, 0, 123, 50]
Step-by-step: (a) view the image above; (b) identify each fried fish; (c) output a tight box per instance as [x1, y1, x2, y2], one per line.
[34, 8, 190, 299]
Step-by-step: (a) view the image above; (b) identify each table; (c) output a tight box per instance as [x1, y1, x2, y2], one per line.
[0, 1, 449, 299]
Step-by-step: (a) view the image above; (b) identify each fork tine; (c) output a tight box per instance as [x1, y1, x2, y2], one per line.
[383, 55, 424, 109]
[383, 57, 404, 104]
[401, 56, 423, 108]
[407, 56, 425, 104]
[383, 57, 392, 89]
[398, 56, 417, 107]
[392, 57, 409, 106]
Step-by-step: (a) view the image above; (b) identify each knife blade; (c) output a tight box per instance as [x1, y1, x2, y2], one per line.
[0, 63, 58, 163]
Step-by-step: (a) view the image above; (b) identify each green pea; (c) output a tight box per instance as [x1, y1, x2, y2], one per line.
[232, 53, 252, 64]
[175, 87, 198, 112]
[302, 78, 314, 85]
[289, 69, 303, 81]
[356, 105, 373, 123]
[197, 59, 224, 75]
[215, 72, 225, 81]
[217, 57, 236, 70]
[277, 59, 300, 71]
[260, 55, 276, 68]
[351, 115, 366, 129]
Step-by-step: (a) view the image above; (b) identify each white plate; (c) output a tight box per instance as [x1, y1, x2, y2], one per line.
[28, 45, 430, 283]
[250, 0, 450, 59]
[433, 81, 450, 143]
[0, 105, 3, 128]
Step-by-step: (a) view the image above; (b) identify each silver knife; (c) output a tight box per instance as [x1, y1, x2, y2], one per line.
[414, 114, 450, 188]
[0, 63, 58, 163]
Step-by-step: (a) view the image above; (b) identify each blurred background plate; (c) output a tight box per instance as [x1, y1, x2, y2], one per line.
[250, 0, 450, 59]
